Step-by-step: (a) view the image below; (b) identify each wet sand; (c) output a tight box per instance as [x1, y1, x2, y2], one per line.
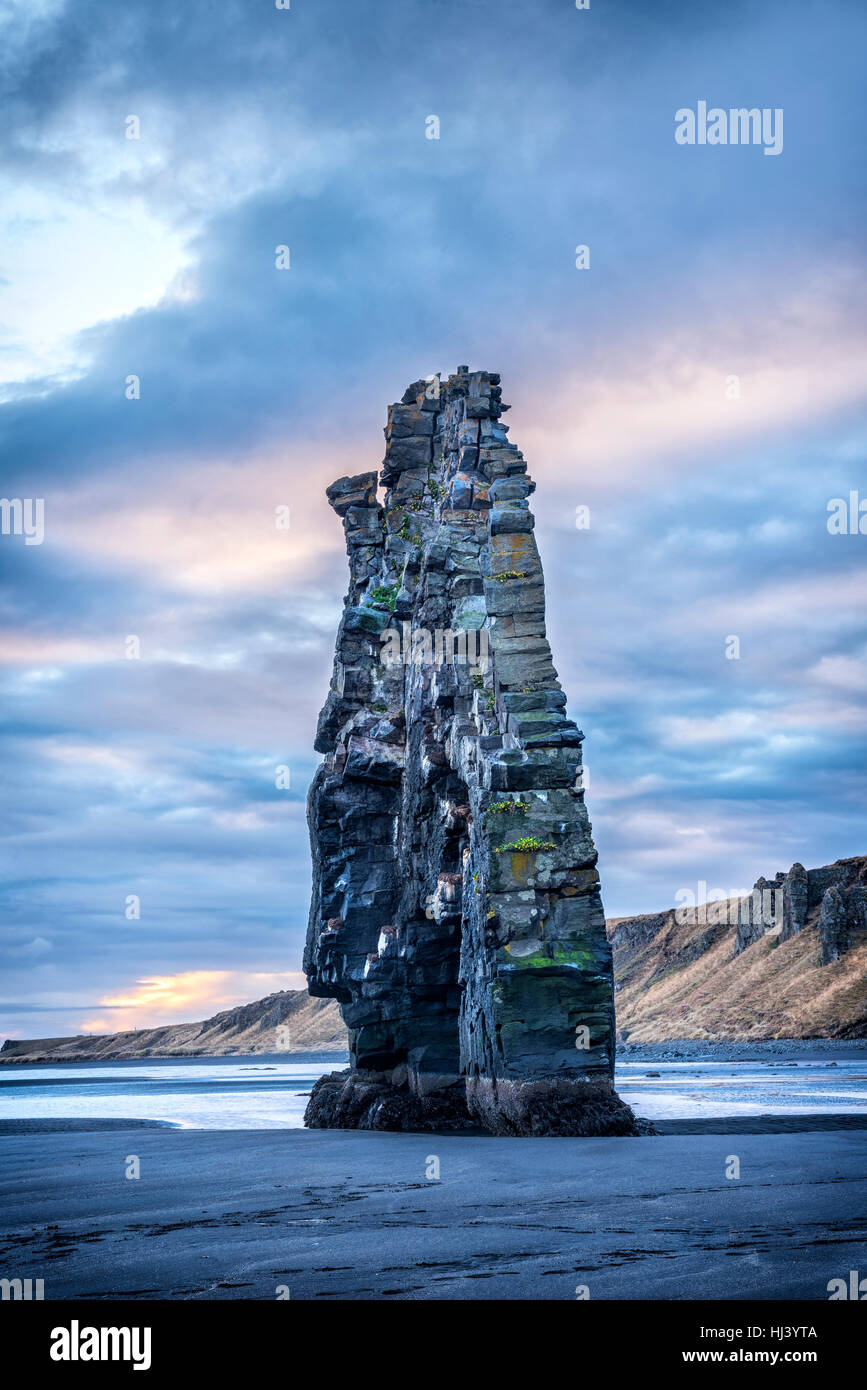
[2, 1124, 865, 1300]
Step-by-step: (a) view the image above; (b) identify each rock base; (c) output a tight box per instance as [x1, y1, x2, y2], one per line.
[305, 1069, 640, 1136]
[304, 1069, 476, 1132]
[466, 1075, 640, 1137]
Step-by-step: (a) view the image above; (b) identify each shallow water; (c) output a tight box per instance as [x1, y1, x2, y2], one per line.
[1, 1051, 865, 1130]
[0, 1054, 341, 1129]
[615, 1057, 867, 1120]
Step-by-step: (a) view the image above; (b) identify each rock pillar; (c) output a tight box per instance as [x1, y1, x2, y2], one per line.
[303, 368, 636, 1136]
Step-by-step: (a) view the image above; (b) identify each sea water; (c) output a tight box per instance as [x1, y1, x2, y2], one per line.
[1, 1051, 865, 1130]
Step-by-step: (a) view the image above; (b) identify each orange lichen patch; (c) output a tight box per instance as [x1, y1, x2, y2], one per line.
[560, 869, 600, 894]
[508, 852, 533, 883]
[489, 532, 538, 571]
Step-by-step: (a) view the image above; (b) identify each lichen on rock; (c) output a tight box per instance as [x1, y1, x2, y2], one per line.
[303, 367, 636, 1136]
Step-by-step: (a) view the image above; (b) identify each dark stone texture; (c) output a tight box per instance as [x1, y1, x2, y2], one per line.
[734, 872, 786, 956]
[818, 881, 867, 965]
[305, 1069, 476, 1131]
[781, 863, 809, 941]
[303, 369, 635, 1137]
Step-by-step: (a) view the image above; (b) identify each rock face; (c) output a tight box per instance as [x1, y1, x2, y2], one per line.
[733, 872, 786, 956]
[303, 367, 636, 1136]
[781, 862, 810, 941]
[817, 882, 867, 965]
[733, 858, 867, 959]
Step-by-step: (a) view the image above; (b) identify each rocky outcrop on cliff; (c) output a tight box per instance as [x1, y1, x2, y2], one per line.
[303, 367, 635, 1136]
[781, 862, 810, 941]
[0, 990, 347, 1062]
[817, 880, 867, 965]
[608, 856, 867, 1043]
[733, 857, 867, 958]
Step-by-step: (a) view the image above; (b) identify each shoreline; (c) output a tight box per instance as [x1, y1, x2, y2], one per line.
[0, 1048, 348, 1068]
[618, 1038, 867, 1061]
[3, 1038, 865, 1068]
[3, 1111, 867, 1138]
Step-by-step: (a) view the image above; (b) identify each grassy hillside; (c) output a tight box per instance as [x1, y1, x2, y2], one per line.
[0, 990, 348, 1063]
[608, 902, 867, 1042]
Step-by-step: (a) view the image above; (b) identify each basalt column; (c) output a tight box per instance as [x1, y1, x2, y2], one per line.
[303, 368, 637, 1136]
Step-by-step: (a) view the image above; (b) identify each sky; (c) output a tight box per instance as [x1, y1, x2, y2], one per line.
[0, 0, 865, 1038]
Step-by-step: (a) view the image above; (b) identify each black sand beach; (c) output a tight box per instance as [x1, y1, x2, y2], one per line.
[3, 1124, 865, 1301]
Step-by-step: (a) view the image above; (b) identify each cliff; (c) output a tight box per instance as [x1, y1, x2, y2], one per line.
[303, 367, 636, 1136]
[609, 856, 867, 1042]
[0, 990, 347, 1063]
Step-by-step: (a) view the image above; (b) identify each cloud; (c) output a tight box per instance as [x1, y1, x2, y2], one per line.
[808, 648, 867, 694]
[520, 263, 867, 495]
[42, 450, 350, 595]
[82, 969, 306, 1033]
[5, 935, 52, 959]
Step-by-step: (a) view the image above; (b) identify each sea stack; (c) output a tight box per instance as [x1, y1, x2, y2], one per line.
[303, 368, 637, 1136]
